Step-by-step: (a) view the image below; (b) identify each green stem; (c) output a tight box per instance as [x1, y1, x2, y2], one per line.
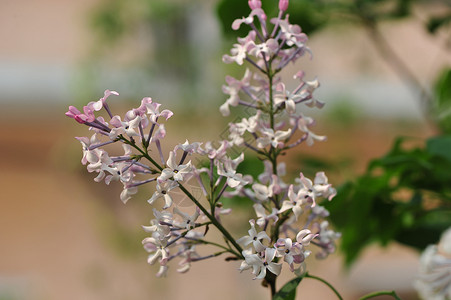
[120, 136, 163, 171]
[305, 273, 343, 300]
[268, 74, 275, 131]
[122, 136, 243, 259]
[178, 184, 244, 259]
[186, 238, 236, 254]
[359, 290, 401, 300]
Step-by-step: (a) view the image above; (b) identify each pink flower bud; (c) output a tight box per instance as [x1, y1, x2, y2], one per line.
[279, 0, 289, 11]
[248, 0, 261, 10]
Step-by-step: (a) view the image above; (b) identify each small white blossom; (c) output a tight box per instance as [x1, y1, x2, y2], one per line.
[415, 228, 451, 300]
[237, 219, 270, 252]
[159, 151, 193, 182]
[148, 180, 179, 209]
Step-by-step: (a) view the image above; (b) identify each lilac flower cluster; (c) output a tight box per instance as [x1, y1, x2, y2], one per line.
[414, 227, 451, 300]
[66, 0, 340, 291]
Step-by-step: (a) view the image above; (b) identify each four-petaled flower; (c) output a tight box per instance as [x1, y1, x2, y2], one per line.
[159, 151, 193, 182]
[237, 219, 270, 252]
[242, 247, 282, 280]
[148, 179, 179, 209]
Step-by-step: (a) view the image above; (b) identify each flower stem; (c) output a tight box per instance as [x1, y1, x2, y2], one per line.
[359, 290, 401, 300]
[184, 237, 236, 255]
[305, 273, 343, 300]
[122, 135, 243, 258]
[178, 184, 244, 259]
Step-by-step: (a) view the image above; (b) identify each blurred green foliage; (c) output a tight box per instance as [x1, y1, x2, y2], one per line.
[216, 0, 423, 37]
[217, 0, 330, 37]
[273, 274, 305, 300]
[324, 136, 451, 265]
[432, 68, 451, 134]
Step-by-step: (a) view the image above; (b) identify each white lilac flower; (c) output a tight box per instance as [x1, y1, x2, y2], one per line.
[125, 97, 152, 121]
[142, 236, 169, 266]
[248, 38, 279, 59]
[222, 174, 254, 198]
[256, 128, 292, 149]
[313, 172, 337, 200]
[252, 182, 273, 201]
[222, 31, 256, 65]
[273, 15, 308, 48]
[145, 101, 173, 123]
[173, 207, 200, 230]
[174, 140, 202, 154]
[75, 134, 101, 165]
[217, 159, 248, 189]
[239, 248, 254, 273]
[237, 219, 270, 252]
[279, 184, 309, 220]
[148, 124, 166, 144]
[86, 149, 114, 175]
[415, 227, 451, 300]
[254, 204, 279, 227]
[142, 219, 170, 240]
[314, 221, 341, 259]
[90, 89, 119, 112]
[252, 175, 281, 202]
[311, 205, 330, 218]
[108, 115, 140, 140]
[177, 246, 200, 274]
[228, 111, 262, 145]
[148, 180, 179, 209]
[222, 42, 248, 66]
[156, 265, 169, 278]
[242, 247, 282, 280]
[101, 161, 133, 185]
[120, 183, 138, 204]
[142, 209, 173, 238]
[197, 141, 229, 160]
[296, 172, 318, 206]
[231, 8, 265, 31]
[275, 238, 306, 271]
[258, 161, 286, 184]
[228, 123, 246, 146]
[299, 79, 325, 109]
[159, 151, 193, 182]
[274, 82, 297, 114]
[220, 69, 252, 116]
[296, 229, 317, 247]
[295, 114, 326, 146]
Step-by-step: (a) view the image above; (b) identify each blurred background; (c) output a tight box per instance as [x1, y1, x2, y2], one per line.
[1, 0, 451, 299]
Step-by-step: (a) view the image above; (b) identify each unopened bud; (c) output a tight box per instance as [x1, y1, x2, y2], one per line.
[279, 0, 289, 11]
[248, 0, 262, 10]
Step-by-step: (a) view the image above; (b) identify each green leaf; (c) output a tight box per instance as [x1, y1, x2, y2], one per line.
[427, 135, 451, 163]
[273, 275, 305, 300]
[432, 68, 451, 134]
[427, 14, 451, 34]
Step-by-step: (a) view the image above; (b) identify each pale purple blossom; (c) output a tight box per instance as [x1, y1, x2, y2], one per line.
[173, 207, 201, 230]
[148, 180, 179, 209]
[242, 247, 282, 279]
[415, 227, 451, 300]
[159, 151, 193, 182]
[256, 128, 292, 148]
[142, 236, 169, 266]
[237, 219, 270, 252]
[253, 204, 279, 227]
